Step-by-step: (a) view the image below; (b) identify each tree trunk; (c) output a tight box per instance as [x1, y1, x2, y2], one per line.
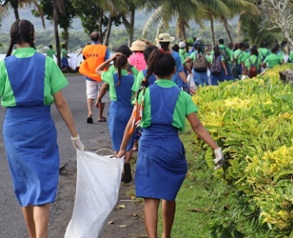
[99, 10, 104, 43]
[221, 16, 233, 44]
[177, 18, 186, 40]
[210, 18, 215, 47]
[10, 0, 20, 20]
[104, 15, 113, 46]
[128, 9, 135, 46]
[53, 0, 61, 67]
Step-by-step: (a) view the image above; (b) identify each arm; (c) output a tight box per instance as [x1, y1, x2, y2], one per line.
[221, 61, 228, 75]
[187, 112, 219, 150]
[96, 83, 109, 104]
[54, 90, 78, 138]
[116, 111, 136, 158]
[96, 53, 120, 76]
[179, 71, 188, 84]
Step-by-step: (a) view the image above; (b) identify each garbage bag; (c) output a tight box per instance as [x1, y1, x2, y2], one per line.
[64, 150, 124, 238]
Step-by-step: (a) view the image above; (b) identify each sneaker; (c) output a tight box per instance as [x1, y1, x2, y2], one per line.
[122, 163, 132, 183]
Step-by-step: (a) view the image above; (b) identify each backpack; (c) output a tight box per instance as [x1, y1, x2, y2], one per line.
[193, 53, 208, 72]
[248, 57, 258, 78]
[220, 47, 230, 64]
[210, 55, 222, 76]
[231, 51, 243, 78]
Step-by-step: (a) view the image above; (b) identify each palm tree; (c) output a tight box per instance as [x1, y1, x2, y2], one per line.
[142, 0, 204, 41]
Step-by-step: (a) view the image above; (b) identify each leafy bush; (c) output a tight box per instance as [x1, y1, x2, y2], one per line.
[191, 65, 293, 237]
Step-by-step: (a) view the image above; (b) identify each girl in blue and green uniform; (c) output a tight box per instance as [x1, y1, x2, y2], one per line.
[96, 53, 135, 183]
[0, 19, 84, 238]
[117, 48, 224, 238]
[263, 44, 283, 69]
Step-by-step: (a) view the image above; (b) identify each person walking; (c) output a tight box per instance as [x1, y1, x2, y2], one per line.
[61, 43, 70, 73]
[0, 19, 84, 238]
[156, 33, 189, 90]
[128, 40, 147, 71]
[79, 31, 111, 123]
[46, 44, 56, 59]
[96, 53, 135, 183]
[117, 48, 224, 238]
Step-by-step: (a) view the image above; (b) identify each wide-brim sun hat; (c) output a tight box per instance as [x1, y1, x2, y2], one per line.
[130, 40, 147, 51]
[157, 33, 175, 42]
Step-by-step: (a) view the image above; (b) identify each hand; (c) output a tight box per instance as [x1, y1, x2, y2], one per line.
[116, 149, 126, 158]
[71, 134, 85, 151]
[213, 147, 224, 170]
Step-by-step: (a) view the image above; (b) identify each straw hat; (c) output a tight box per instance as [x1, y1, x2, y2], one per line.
[157, 33, 175, 42]
[130, 40, 146, 51]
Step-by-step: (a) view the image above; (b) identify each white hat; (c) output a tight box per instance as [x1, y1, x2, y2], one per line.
[157, 33, 175, 42]
[179, 41, 186, 48]
[130, 40, 147, 51]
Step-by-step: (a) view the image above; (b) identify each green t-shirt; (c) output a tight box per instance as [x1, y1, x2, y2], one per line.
[131, 70, 145, 93]
[0, 47, 68, 107]
[108, 64, 139, 76]
[259, 48, 270, 61]
[245, 55, 261, 70]
[101, 69, 135, 101]
[139, 79, 198, 132]
[179, 49, 188, 64]
[46, 49, 55, 59]
[264, 53, 282, 68]
[61, 48, 68, 58]
[219, 44, 232, 63]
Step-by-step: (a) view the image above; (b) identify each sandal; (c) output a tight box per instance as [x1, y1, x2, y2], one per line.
[98, 117, 107, 122]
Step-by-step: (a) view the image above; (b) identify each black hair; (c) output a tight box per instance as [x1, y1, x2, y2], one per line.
[116, 45, 132, 58]
[214, 45, 221, 57]
[143, 45, 158, 64]
[114, 54, 128, 84]
[271, 44, 280, 54]
[171, 44, 179, 52]
[6, 19, 35, 57]
[146, 48, 175, 80]
[250, 45, 258, 56]
[218, 39, 224, 45]
[49, 44, 53, 48]
[159, 42, 170, 51]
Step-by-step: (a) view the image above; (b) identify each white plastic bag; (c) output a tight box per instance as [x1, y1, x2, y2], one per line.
[64, 150, 124, 238]
[187, 73, 196, 95]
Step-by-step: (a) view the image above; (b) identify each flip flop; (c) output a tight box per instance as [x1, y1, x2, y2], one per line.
[98, 117, 107, 122]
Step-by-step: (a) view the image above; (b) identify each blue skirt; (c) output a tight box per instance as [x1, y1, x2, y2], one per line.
[135, 125, 187, 200]
[3, 106, 59, 207]
[108, 101, 134, 151]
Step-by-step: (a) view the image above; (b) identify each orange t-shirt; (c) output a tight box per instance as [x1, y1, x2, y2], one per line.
[79, 44, 107, 81]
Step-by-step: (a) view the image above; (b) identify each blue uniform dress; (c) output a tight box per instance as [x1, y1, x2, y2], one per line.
[107, 73, 135, 151]
[135, 82, 194, 200]
[2, 53, 60, 207]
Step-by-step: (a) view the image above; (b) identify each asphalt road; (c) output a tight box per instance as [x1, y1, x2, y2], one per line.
[0, 74, 111, 238]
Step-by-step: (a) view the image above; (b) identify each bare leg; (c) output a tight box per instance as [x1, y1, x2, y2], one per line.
[161, 200, 176, 238]
[98, 102, 105, 120]
[22, 205, 36, 238]
[87, 98, 94, 118]
[144, 198, 160, 238]
[34, 204, 50, 238]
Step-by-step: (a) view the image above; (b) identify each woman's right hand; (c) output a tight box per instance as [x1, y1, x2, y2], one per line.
[116, 149, 126, 158]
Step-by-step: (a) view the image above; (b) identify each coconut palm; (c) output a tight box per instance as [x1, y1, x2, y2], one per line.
[142, 0, 204, 41]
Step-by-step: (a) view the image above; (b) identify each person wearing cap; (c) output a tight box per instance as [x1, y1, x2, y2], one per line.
[79, 31, 111, 123]
[178, 41, 188, 64]
[156, 33, 188, 90]
[128, 40, 147, 71]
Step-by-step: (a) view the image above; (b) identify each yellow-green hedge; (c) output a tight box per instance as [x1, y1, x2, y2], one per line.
[192, 64, 293, 235]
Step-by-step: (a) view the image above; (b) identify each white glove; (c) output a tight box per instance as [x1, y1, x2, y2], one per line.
[213, 147, 224, 170]
[71, 134, 85, 151]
